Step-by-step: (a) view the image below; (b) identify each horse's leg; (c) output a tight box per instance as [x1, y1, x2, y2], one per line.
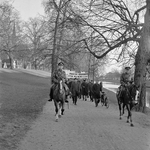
[119, 103, 122, 120]
[58, 102, 62, 118]
[61, 95, 65, 115]
[129, 103, 134, 127]
[54, 100, 59, 122]
[122, 103, 125, 115]
[126, 104, 130, 123]
[117, 98, 122, 120]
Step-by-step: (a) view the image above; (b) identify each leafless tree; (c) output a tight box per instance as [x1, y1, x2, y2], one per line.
[22, 17, 49, 69]
[0, 1, 22, 69]
[65, 0, 147, 111]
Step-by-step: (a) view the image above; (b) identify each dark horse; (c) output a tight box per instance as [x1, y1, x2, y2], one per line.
[116, 84, 139, 127]
[53, 81, 66, 122]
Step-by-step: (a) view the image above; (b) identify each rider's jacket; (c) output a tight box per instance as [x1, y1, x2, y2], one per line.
[120, 72, 131, 85]
[52, 68, 66, 84]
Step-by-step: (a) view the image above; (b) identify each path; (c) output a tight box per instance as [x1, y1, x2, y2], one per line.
[2, 68, 149, 150]
[17, 98, 150, 150]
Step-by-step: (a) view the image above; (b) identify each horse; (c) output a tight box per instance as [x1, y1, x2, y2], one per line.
[116, 83, 139, 127]
[53, 81, 66, 122]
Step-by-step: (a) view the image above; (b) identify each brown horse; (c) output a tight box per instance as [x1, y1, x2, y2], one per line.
[53, 81, 66, 122]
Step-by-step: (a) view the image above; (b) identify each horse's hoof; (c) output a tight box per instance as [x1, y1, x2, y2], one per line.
[55, 119, 58, 122]
[119, 117, 122, 120]
[126, 120, 129, 123]
[131, 124, 134, 127]
[58, 115, 61, 118]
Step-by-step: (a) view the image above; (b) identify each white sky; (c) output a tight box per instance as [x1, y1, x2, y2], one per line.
[0, 0, 133, 73]
[12, 0, 45, 21]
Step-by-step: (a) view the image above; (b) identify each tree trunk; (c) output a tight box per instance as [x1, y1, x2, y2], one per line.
[8, 51, 13, 69]
[51, 0, 62, 76]
[134, 47, 147, 112]
[134, 0, 150, 112]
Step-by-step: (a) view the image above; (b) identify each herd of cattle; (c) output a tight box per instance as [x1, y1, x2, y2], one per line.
[65, 78, 108, 107]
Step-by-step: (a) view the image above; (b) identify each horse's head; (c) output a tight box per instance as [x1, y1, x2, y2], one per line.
[129, 84, 137, 97]
[58, 81, 65, 94]
[127, 84, 139, 103]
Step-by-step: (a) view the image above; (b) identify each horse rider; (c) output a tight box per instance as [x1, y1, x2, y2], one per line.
[48, 62, 68, 102]
[118, 66, 132, 100]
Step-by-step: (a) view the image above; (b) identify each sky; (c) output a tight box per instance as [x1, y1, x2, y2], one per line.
[0, 0, 123, 73]
[12, 0, 45, 21]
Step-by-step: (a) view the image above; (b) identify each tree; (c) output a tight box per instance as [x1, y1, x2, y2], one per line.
[134, 0, 149, 112]
[44, 0, 73, 74]
[22, 17, 48, 69]
[67, 0, 147, 111]
[0, 1, 21, 69]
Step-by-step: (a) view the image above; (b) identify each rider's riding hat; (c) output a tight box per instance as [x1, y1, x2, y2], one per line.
[58, 61, 64, 66]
